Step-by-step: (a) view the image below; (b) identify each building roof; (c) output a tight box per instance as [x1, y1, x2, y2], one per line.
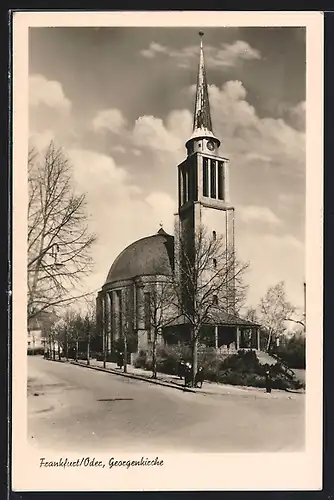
[188, 32, 220, 147]
[104, 230, 174, 285]
[164, 311, 260, 328]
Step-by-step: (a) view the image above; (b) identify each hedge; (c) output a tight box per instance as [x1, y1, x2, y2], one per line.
[133, 346, 303, 390]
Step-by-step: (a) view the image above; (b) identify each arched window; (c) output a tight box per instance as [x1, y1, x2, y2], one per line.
[213, 295, 218, 305]
[212, 230, 216, 240]
[213, 258, 217, 268]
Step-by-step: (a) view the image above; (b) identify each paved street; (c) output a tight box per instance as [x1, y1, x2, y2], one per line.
[28, 356, 305, 453]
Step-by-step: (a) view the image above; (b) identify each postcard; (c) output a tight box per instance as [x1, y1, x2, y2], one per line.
[11, 10, 323, 491]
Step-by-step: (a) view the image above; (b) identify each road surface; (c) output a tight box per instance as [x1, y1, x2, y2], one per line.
[28, 356, 305, 453]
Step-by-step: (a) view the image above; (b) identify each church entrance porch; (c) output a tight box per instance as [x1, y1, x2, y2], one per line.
[162, 322, 260, 352]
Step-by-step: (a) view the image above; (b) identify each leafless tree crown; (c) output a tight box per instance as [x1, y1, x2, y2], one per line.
[28, 141, 96, 320]
[175, 224, 249, 335]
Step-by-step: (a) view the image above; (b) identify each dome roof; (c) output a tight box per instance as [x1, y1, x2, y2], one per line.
[104, 229, 174, 285]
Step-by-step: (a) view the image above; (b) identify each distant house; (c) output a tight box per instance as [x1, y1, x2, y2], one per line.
[27, 311, 58, 352]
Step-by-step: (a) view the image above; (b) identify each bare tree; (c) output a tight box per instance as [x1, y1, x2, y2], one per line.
[175, 224, 249, 386]
[108, 286, 137, 374]
[51, 317, 66, 360]
[28, 141, 96, 321]
[144, 278, 177, 379]
[258, 281, 296, 352]
[83, 301, 97, 366]
[285, 313, 305, 331]
[244, 307, 258, 324]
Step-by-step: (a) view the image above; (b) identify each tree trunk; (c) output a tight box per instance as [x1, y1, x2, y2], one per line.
[87, 331, 90, 366]
[266, 330, 272, 352]
[58, 341, 61, 360]
[75, 340, 79, 361]
[191, 330, 198, 387]
[65, 330, 68, 361]
[52, 339, 56, 360]
[123, 337, 128, 374]
[103, 329, 107, 368]
[152, 330, 157, 379]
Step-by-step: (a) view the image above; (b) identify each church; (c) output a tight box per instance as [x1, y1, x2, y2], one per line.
[96, 33, 260, 360]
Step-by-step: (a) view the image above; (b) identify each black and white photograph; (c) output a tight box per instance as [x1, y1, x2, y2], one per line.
[12, 11, 323, 492]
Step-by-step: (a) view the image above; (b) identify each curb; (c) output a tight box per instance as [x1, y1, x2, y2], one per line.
[285, 387, 306, 394]
[61, 359, 197, 393]
[45, 359, 302, 398]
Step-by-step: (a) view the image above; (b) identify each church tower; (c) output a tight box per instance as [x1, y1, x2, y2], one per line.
[174, 32, 235, 312]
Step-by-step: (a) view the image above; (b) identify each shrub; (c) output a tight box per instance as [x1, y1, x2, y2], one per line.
[220, 350, 263, 374]
[132, 345, 303, 391]
[27, 347, 45, 356]
[155, 345, 180, 375]
[133, 350, 149, 370]
[275, 335, 305, 369]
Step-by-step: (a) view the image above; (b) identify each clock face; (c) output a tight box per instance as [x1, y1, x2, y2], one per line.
[207, 141, 215, 151]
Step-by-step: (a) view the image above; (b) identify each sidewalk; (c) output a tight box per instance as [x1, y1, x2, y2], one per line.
[57, 357, 305, 400]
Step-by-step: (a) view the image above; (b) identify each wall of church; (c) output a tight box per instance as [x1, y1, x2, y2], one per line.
[98, 273, 175, 357]
[198, 205, 236, 314]
[198, 205, 235, 249]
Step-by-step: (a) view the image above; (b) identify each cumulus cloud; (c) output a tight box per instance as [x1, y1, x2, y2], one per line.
[28, 71, 304, 307]
[29, 129, 56, 151]
[140, 42, 168, 58]
[207, 81, 305, 176]
[66, 148, 175, 294]
[238, 205, 282, 226]
[127, 80, 304, 307]
[265, 100, 306, 132]
[145, 191, 176, 230]
[29, 74, 71, 111]
[131, 80, 304, 181]
[287, 101, 306, 131]
[110, 145, 126, 154]
[238, 229, 304, 308]
[140, 40, 261, 69]
[132, 109, 192, 153]
[92, 108, 127, 134]
[207, 40, 261, 68]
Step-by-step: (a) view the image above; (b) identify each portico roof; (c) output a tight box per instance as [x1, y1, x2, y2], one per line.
[164, 312, 260, 329]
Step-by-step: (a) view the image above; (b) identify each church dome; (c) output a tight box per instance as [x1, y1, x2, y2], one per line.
[104, 229, 174, 285]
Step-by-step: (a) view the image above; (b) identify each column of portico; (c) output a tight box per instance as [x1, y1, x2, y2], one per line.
[236, 327, 240, 350]
[214, 325, 218, 349]
[102, 293, 108, 355]
[113, 289, 121, 341]
[106, 291, 113, 353]
[96, 292, 103, 350]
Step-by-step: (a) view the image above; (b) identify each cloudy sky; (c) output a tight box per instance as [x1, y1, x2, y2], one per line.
[28, 26, 306, 311]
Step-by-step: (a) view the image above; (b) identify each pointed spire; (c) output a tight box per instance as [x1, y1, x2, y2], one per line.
[193, 31, 213, 133]
[186, 31, 220, 150]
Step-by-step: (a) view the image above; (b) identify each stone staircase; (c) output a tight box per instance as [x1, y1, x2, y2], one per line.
[255, 350, 278, 366]
[203, 346, 304, 386]
[254, 349, 299, 382]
